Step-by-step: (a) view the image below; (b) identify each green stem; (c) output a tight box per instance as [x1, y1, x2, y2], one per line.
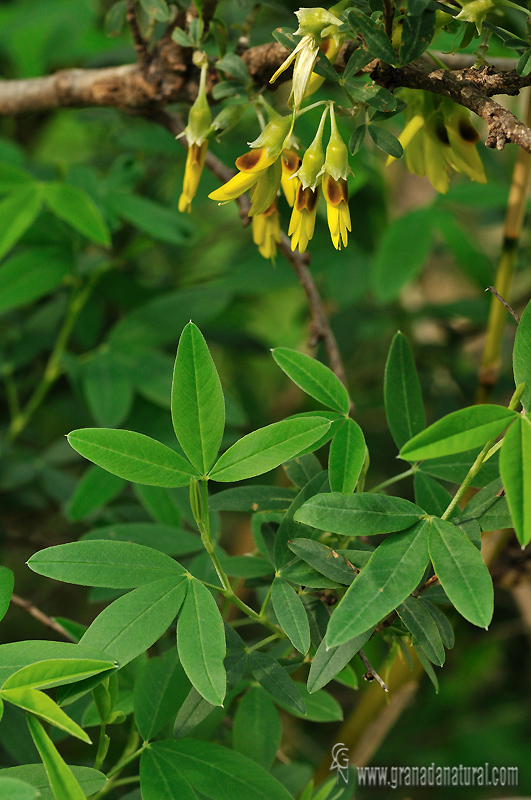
[441, 440, 495, 520]
[197, 479, 282, 634]
[246, 633, 279, 653]
[259, 583, 273, 617]
[368, 467, 416, 494]
[106, 743, 146, 780]
[93, 724, 109, 771]
[8, 269, 104, 441]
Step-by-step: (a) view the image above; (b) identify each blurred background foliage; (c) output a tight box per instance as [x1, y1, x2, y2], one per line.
[0, 0, 530, 798]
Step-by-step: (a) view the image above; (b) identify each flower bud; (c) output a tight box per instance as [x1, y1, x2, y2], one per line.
[185, 60, 211, 146]
[295, 7, 342, 39]
[296, 106, 328, 190]
[322, 103, 349, 181]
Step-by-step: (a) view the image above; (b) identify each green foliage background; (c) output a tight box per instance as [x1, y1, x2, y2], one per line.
[1, 1, 530, 798]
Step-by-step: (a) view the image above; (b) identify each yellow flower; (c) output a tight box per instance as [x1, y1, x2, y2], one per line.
[390, 91, 486, 193]
[281, 149, 301, 207]
[319, 102, 351, 249]
[178, 58, 211, 213]
[208, 115, 292, 216]
[289, 184, 319, 252]
[252, 200, 282, 260]
[178, 142, 209, 213]
[270, 7, 342, 112]
[322, 174, 351, 249]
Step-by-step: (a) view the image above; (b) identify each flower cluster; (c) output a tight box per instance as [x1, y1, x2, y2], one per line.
[391, 90, 486, 194]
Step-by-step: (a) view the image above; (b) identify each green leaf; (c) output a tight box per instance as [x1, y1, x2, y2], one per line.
[307, 628, 373, 693]
[67, 428, 199, 487]
[458, 477, 512, 532]
[399, 9, 436, 64]
[79, 576, 188, 667]
[249, 652, 306, 715]
[285, 411, 345, 458]
[0, 777, 39, 800]
[328, 418, 366, 494]
[25, 716, 86, 800]
[349, 125, 366, 155]
[134, 650, 191, 742]
[348, 9, 398, 63]
[418, 598, 455, 649]
[65, 466, 125, 521]
[272, 348, 350, 414]
[346, 83, 397, 112]
[368, 125, 403, 158]
[428, 518, 493, 627]
[176, 579, 226, 706]
[83, 352, 134, 428]
[283, 453, 322, 488]
[499, 416, 531, 546]
[384, 331, 426, 449]
[0, 566, 14, 623]
[514, 299, 531, 412]
[271, 578, 311, 654]
[414, 473, 453, 518]
[209, 418, 331, 482]
[287, 539, 356, 585]
[0, 766, 105, 800]
[415, 646, 439, 693]
[232, 687, 281, 769]
[0, 163, 34, 193]
[43, 183, 110, 246]
[216, 53, 250, 83]
[1, 689, 90, 743]
[397, 596, 445, 666]
[171, 322, 225, 474]
[140, 746, 196, 800]
[1, 659, 115, 692]
[418, 448, 500, 487]
[209, 486, 296, 513]
[372, 209, 434, 302]
[0, 642, 115, 688]
[326, 521, 430, 647]
[134, 483, 182, 525]
[400, 406, 516, 461]
[173, 687, 216, 739]
[282, 682, 343, 722]
[274, 471, 329, 570]
[28, 540, 184, 588]
[81, 522, 202, 557]
[143, 739, 294, 800]
[106, 191, 191, 245]
[139, 0, 170, 21]
[0, 248, 71, 315]
[104, 0, 127, 36]
[295, 492, 425, 536]
[0, 186, 43, 260]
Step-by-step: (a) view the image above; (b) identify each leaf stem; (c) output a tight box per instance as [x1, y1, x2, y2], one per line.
[93, 724, 109, 771]
[441, 439, 495, 520]
[368, 467, 416, 494]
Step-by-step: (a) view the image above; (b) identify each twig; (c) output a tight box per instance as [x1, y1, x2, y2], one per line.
[486, 286, 521, 323]
[358, 647, 389, 691]
[10, 594, 76, 642]
[125, 0, 151, 70]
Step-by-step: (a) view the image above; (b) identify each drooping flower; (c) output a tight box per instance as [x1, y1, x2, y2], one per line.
[252, 200, 282, 260]
[390, 90, 486, 193]
[208, 115, 292, 216]
[281, 149, 302, 206]
[320, 103, 351, 249]
[270, 7, 343, 112]
[178, 58, 212, 213]
[288, 106, 328, 252]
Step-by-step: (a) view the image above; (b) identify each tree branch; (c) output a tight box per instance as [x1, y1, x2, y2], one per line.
[10, 593, 76, 642]
[372, 60, 531, 152]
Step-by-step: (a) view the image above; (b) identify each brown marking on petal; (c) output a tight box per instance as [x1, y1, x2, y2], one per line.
[320, 38, 332, 56]
[306, 187, 319, 212]
[282, 149, 301, 174]
[458, 118, 480, 143]
[324, 175, 348, 206]
[263, 200, 278, 217]
[295, 184, 311, 211]
[435, 121, 450, 145]
[236, 149, 264, 171]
